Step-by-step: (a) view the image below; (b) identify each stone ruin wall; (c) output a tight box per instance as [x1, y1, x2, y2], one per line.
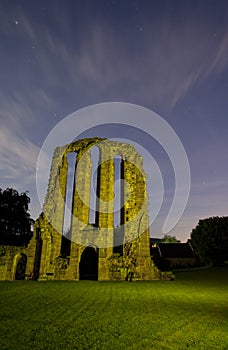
[0, 138, 161, 281]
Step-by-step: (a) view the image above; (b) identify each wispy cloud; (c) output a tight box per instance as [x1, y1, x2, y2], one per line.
[0, 2, 227, 225]
[0, 124, 40, 189]
[1, 4, 227, 114]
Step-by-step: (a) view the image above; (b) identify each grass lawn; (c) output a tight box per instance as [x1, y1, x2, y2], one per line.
[0, 268, 227, 350]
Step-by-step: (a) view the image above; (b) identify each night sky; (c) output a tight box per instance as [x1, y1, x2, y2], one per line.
[0, 0, 228, 241]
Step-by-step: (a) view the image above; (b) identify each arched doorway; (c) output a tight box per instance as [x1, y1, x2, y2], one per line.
[14, 253, 27, 280]
[79, 247, 98, 280]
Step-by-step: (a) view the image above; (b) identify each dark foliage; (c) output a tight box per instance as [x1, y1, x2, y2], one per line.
[161, 235, 181, 243]
[0, 188, 33, 246]
[190, 216, 228, 266]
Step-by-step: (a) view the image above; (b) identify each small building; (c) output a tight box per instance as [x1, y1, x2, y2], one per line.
[151, 241, 196, 270]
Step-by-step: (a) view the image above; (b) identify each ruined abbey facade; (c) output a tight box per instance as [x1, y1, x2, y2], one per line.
[0, 138, 160, 281]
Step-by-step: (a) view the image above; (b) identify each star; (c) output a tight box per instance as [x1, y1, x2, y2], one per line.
[15, 20, 19, 25]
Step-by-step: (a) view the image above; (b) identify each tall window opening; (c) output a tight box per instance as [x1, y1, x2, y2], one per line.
[89, 146, 99, 225]
[120, 159, 125, 225]
[113, 155, 124, 254]
[114, 155, 122, 227]
[61, 152, 77, 257]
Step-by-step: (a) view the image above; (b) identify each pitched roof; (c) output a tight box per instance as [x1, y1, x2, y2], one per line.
[158, 243, 195, 259]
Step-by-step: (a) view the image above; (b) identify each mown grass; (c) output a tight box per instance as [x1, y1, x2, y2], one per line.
[0, 268, 227, 350]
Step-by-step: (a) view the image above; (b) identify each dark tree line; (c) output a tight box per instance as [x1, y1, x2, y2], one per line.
[190, 216, 228, 266]
[0, 188, 33, 245]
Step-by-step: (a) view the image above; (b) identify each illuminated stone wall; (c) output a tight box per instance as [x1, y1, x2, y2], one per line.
[0, 138, 161, 281]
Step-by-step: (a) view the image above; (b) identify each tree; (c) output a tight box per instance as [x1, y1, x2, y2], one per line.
[161, 235, 181, 243]
[190, 216, 228, 266]
[0, 188, 33, 245]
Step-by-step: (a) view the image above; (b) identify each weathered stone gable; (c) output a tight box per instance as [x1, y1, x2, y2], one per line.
[0, 138, 162, 281]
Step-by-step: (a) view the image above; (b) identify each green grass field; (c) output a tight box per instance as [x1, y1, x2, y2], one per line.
[0, 268, 227, 350]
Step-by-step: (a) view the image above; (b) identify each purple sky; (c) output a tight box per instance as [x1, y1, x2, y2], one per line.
[0, 0, 228, 241]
